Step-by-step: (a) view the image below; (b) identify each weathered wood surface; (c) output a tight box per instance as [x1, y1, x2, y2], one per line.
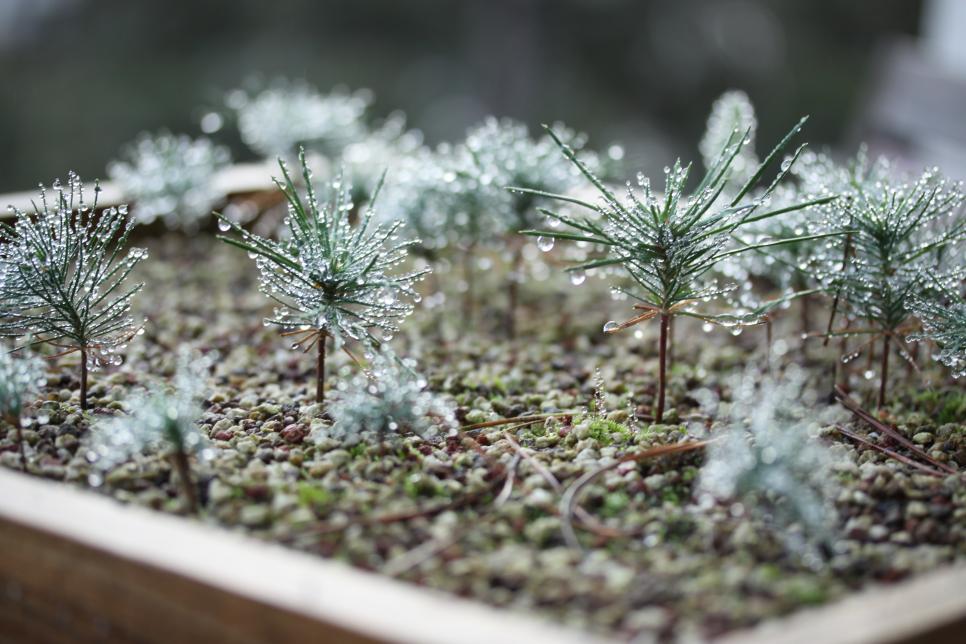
[0, 162, 278, 219]
[1, 468, 964, 644]
[0, 468, 605, 644]
[719, 562, 966, 644]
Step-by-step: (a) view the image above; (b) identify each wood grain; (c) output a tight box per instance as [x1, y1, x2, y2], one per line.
[2, 466, 964, 643]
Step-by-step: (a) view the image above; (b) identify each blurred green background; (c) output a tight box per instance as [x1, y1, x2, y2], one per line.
[0, 0, 923, 192]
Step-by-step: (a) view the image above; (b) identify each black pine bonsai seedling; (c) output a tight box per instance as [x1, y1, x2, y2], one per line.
[217, 147, 427, 405]
[458, 117, 594, 336]
[908, 282, 966, 379]
[805, 152, 965, 407]
[88, 350, 211, 513]
[0, 345, 46, 472]
[516, 118, 835, 422]
[0, 173, 146, 410]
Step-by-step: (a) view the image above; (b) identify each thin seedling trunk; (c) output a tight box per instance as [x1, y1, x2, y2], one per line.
[506, 244, 523, 339]
[878, 334, 890, 410]
[79, 346, 89, 411]
[656, 313, 670, 424]
[316, 334, 327, 405]
[667, 316, 675, 367]
[462, 243, 476, 323]
[765, 316, 773, 370]
[169, 449, 199, 514]
[800, 292, 810, 338]
[906, 341, 919, 377]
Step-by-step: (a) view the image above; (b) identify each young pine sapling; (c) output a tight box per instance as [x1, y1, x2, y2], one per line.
[231, 79, 370, 160]
[108, 131, 231, 232]
[0, 345, 46, 471]
[324, 348, 456, 446]
[0, 173, 146, 410]
[697, 365, 842, 557]
[807, 154, 965, 407]
[517, 119, 835, 422]
[459, 118, 594, 336]
[87, 350, 212, 513]
[908, 282, 966, 379]
[217, 148, 428, 405]
[702, 92, 827, 339]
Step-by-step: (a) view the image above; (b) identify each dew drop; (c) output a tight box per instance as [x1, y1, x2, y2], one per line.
[570, 270, 586, 286]
[603, 320, 619, 333]
[536, 236, 555, 252]
[217, 218, 231, 232]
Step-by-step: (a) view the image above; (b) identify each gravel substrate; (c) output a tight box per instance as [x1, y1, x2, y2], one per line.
[2, 235, 963, 642]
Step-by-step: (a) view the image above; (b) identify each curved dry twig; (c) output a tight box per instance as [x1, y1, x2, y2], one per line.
[559, 440, 713, 549]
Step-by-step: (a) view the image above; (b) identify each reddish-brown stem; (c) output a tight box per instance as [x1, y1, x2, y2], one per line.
[765, 317, 773, 368]
[506, 244, 523, 339]
[79, 346, 89, 411]
[824, 230, 853, 347]
[462, 244, 476, 323]
[906, 341, 919, 377]
[800, 293, 810, 339]
[316, 333, 326, 405]
[667, 316, 675, 367]
[656, 313, 669, 424]
[170, 449, 199, 514]
[878, 334, 890, 410]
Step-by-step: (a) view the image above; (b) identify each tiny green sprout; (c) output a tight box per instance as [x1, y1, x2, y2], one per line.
[230, 79, 371, 159]
[88, 349, 212, 513]
[216, 147, 428, 405]
[804, 149, 966, 407]
[697, 365, 842, 560]
[0, 173, 146, 411]
[321, 348, 456, 446]
[0, 344, 46, 471]
[108, 131, 231, 232]
[908, 282, 966, 379]
[516, 118, 835, 422]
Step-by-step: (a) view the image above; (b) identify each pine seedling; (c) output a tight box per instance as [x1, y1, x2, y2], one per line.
[463, 117, 594, 232]
[323, 348, 456, 446]
[377, 146, 459, 255]
[808, 154, 965, 407]
[703, 93, 818, 290]
[701, 92, 831, 350]
[697, 365, 841, 556]
[341, 112, 423, 206]
[459, 117, 594, 335]
[0, 345, 46, 471]
[216, 148, 428, 404]
[0, 173, 146, 410]
[87, 349, 211, 513]
[908, 282, 966, 378]
[231, 79, 370, 159]
[108, 131, 231, 232]
[699, 90, 759, 192]
[518, 119, 835, 422]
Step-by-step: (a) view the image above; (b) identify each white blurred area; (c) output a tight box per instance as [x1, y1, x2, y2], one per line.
[856, 0, 966, 179]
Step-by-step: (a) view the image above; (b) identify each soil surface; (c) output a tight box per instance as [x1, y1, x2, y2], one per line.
[2, 235, 964, 642]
